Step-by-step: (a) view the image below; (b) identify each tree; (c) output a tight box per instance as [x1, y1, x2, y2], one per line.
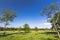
[50, 12, 60, 37]
[0, 26, 4, 31]
[18, 26, 22, 31]
[51, 12, 60, 29]
[34, 27, 38, 32]
[0, 9, 16, 35]
[23, 24, 30, 33]
[41, 3, 60, 37]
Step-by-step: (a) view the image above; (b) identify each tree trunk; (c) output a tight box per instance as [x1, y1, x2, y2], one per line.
[53, 23, 60, 38]
[54, 13, 60, 38]
[53, 23, 57, 32]
[56, 14, 60, 38]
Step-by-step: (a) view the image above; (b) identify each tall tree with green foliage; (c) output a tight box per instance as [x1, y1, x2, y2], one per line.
[41, 3, 60, 37]
[23, 24, 30, 33]
[0, 9, 17, 35]
[18, 26, 22, 31]
[35, 27, 38, 32]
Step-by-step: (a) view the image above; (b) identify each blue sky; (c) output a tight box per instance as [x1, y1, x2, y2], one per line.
[0, 0, 60, 28]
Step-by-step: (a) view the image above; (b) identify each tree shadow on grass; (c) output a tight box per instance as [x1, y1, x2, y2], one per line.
[38, 32, 58, 35]
[0, 32, 19, 38]
[45, 32, 60, 38]
[19, 32, 27, 35]
[38, 32, 60, 38]
[0, 32, 28, 38]
[45, 32, 57, 34]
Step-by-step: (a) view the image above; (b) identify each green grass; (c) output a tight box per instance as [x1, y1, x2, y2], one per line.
[0, 31, 60, 40]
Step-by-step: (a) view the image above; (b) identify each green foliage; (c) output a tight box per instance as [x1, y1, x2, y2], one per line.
[0, 9, 16, 22]
[35, 27, 38, 32]
[51, 12, 60, 28]
[18, 26, 22, 31]
[0, 27, 4, 31]
[0, 9, 17, 27]
[41, 3, 60, 37]
[23, 24, 30, 33]
[0, 9, 17, 35]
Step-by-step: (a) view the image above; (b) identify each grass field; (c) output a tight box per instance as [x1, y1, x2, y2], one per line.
[0, 31, 60, 40]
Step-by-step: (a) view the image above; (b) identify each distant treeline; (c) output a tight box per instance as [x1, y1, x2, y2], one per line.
[0, 27, 60, 31]
[0, 27, 58, 31]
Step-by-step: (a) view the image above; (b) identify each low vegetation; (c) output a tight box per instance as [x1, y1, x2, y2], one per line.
[0, 30, 60, 40]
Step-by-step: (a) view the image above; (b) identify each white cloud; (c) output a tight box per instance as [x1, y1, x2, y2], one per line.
[44, 22, 51, 25]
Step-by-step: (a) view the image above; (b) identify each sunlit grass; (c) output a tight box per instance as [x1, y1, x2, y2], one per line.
[0, 31, 60, 40]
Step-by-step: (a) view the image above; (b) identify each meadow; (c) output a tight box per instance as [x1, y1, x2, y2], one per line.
[0, 30, 60, 40]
